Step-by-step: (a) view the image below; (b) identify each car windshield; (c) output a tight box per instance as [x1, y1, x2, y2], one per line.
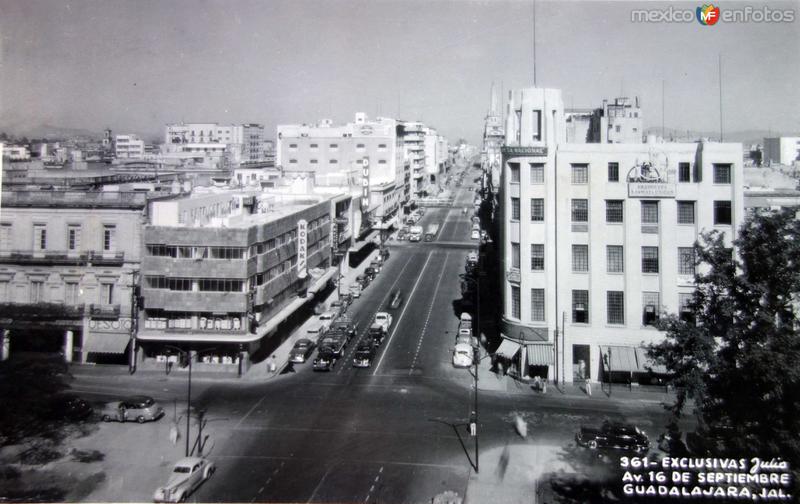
[173, 466, 191, 473]
[294, 342, 309, 350]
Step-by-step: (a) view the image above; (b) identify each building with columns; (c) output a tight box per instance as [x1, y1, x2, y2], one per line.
[0, 190, 147, 364]
[496, 87, 744, 384]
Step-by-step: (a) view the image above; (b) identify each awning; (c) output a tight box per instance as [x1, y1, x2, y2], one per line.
[635, 347, 669, 374]
[136, 330, 263, 343]
[526, 343, 554, 365]
[495, 339, 521, 359]
[308, 267, 337, 295]
[600, 345, 639, 373]
[84, 332, 131, 354]
[349, 230, 380, 252]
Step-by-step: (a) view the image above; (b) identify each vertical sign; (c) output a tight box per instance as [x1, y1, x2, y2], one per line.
[361, 157, 370, 209]
[297, 219, 308, 279]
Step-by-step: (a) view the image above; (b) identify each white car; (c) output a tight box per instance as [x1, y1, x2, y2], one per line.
[470, 230, 480, 240]
[153, 457, 215, 503]
[374, 312, 393, 332]
[318, 311, 336, 332]
[453, 343, 474, 368]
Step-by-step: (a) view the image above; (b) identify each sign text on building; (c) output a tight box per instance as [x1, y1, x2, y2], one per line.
[297, 219, 308, 279]
[361, 157, 370, 209]
[501, 146, 548, 157]
[626, 162, 676, 198]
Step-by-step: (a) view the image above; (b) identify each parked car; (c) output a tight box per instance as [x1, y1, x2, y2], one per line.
[349, 282, 362, 298]
[46, 394, 93, 422]
[452, 343, 474, 368]
[153, 456, 215, 503]
[330, 299, 347, 316]
[318, 311, 336, 332]
[313, 348, 337, 371]
[306, 325, 324, 339]
[356, 274, 370, 288]
[380, 248, 390, 261]
[396, 229, 408, 240]
[364, 267, 378, 280]
[352, 340, 377, 368]
[370, 260, 382, 273]
[470, 230, 480, 240]
[575, 421, 650, 454]
[388, 290, 403, 310]
[374, 312, 393, 332]
[289, 338, 316, 364]
[100, 395, 164, 423]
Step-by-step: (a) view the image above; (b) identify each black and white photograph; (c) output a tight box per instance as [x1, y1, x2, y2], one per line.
[0, 0, 798, 502]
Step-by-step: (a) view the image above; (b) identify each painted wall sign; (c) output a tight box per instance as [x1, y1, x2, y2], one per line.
[501, 146, 548, 157]
[361, 157, 370, 209]
[297, 219, 308, 279]
[626, 162, 676, 198]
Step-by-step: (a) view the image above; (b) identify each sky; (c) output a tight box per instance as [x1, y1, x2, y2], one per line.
[1, 0, 798, 145]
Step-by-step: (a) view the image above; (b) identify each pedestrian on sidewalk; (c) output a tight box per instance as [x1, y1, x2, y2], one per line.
[585, 378, 592, 397]
[169, 421, 180, 445]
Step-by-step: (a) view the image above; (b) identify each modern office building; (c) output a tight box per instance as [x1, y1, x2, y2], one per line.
[135, 186, 345, 370]
[0, 189, 147, 364]
[495, 87, 744, 384]
[763, 137, 800, 166]
[115, 134, 146, 159]
[164, 123, 266, 164]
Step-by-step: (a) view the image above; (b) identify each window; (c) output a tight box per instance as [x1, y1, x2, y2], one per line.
[289, 159, 297, 164]
[310, 143, 318, 149]
[101, 283, 114, 305]
[679, 293, 695, 323]
[310, 159, 318, 164]
[641, 201, 659, 224]
[511, 198, 520, 220]
[531, 244, 544, 270]
[571, 164, 588, 184]
[33, 224, 46, 250]
[607, 291, 625, 325]
[713, 164, 732, 184]
[531, 289, 545, 322]
[356, 143, 365, 151]
[511, 242, 520, 269]
[643, 292, 660, 326]
[608, 162, 619, 182]
[509, 162, 520, 183]
[199, 278, 244, 292]
[103, 225, 116, 251]
[571, 199, 588, 222]
[30, 281, 44, 303]
[288, 143, 298, 150]
[642, 247, 659, 273]
[530, 163, 544, 184]
[572, 290, 589, 323]
[677, 201, 695, 224]
[615, 125, 621, 133]
[510, 286, 521, 319]
[678, 162, 691, 182]
[0, 223, 10, 251]
[607, 245, 624, 273]
[572, 245, 589, 272]
[67, 225, 81, 251]
[168, 278, 193, 291]
[678, 247, 695, 276]
[65, 282, 79, 305]
[531, 110, 542, 141]
[714, 201, 732, 225]
[329, 143, 338, 149]
[606, 200, 623, 223]
[330, 159, 338, 164]
[531, 198, 544, 221]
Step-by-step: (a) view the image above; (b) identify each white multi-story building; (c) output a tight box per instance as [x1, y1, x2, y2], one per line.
[164, 123, 266, 163]
[763, 137, 800, 166]
[496, 87, 744, 384]
[114, 134, 145, 159]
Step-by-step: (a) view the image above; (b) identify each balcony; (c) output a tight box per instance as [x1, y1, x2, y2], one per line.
[1, 191, 147, 209]
[0, 250, 125, 266]
[0, 302, 86, 322]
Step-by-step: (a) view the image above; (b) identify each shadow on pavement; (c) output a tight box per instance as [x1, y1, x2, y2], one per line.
[428, 418, 476, 472]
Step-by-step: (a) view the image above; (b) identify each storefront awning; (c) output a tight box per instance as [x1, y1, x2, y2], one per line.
[84, 332, 131, 354]
[600, 345, 639, 373]
[495, 339, 521, 359]
[136, 330, 263, 343]
[526, 343, 554, 365]
[308, 267, 337, 295]
[635, 347, 669, 374]
[349, 230, 380, 252]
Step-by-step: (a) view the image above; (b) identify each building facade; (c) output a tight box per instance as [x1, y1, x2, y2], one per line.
[164, 123, 266, 164]
[0, 190, 146, 364]
[115, 134, 146, 159]
[763, 137, 800, 166]
[497, 87, 744, 384]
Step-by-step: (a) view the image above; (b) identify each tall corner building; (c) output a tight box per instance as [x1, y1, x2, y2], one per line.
[496, 87, 744, 384]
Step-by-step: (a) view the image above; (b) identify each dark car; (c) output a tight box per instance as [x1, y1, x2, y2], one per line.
[319, 333, 347, 358]
[356, 274, 370, 289]
[380, 248, 390, 261]
[100, 395, 164, 423]
[313, 349, 337, 372]
[364, 267, 377, 281]
[396, 229, 407, 241]
[46, 394, 94, 422]
[330, 317, 358, 340]
[352, 340, 376, 368]
[388, 290, 403, 310]
[576, 421, 650, 454]
[289, 338, 316, 364]
[368, 324, 386, 346]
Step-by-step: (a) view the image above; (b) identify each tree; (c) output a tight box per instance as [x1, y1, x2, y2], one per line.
[649, 207, 800, 487]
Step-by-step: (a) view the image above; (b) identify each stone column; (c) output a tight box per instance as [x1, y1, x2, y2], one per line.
[63, 330, 74, 363]
[0, 329, 10, 361]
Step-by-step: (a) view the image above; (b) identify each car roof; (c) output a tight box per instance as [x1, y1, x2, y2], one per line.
[319, 311, 335, 318]
[376, 312, 389, 317]
[294, 338, 312, 346]
[454, 343, 473, 351]
[174, 457, 205, 466]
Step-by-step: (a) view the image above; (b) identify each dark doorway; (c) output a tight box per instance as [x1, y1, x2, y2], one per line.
[572, 344, 590, 381]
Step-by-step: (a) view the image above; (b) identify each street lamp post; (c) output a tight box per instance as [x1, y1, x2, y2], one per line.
[164, 345, 216, 457]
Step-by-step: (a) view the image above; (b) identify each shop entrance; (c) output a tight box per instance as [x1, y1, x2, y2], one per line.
[572, 344, 590, 381]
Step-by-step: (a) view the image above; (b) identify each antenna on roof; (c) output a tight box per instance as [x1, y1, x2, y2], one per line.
[533, 0, 537, 87]
[718, 53, 724, 142]
[661, 80, 665, 140]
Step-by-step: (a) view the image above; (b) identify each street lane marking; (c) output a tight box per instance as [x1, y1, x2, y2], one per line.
[409, 251, 449, 375]
[306, 465, 331, 504]
[373, 251, 433, 375]
[337, 252, 416, 375]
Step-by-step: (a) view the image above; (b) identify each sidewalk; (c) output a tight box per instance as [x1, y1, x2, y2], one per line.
[243, 248, 382, 380]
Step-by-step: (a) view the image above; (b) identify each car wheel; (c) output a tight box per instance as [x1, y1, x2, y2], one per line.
[588, 440, 598, 449]
[102, 414, 112, 422]
[136, 415, 146, 424]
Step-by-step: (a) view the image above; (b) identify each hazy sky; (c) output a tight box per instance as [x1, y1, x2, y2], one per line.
[1, 0, 798, 144]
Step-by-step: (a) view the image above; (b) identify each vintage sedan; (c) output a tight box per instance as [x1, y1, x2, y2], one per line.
[289, 338, 316, 364]
[452, 343, 474, 368]
[576, 421, 650, 454]
[374, 312, 393, 332]
[352, 340, 376, 368]
[100, 395, 164, 423]
[313, 348, 337, 372]
[153, 456, 215, 503]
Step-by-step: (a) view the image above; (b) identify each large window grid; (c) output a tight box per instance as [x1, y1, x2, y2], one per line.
[714, 201, 732, 225]
[510, 286, 521, 319]
[509, 163, 520, 183]
[531, 244, 544, 270]
[713, 164, 732, 184]
[677, 201, 695, 224]
[572, 245, 589, 272]
[571, 199, 588, 222]
[607, 291, 625, 325]
[530, 163, 544, 184]
[641, 201, 659, 224]
[606, 200, 623, 223]
[511, 198, 520, 220]
[678, 162, 691, 182]
[608, 162, 619, 182]
[531, 289, 545, 322]
[572, 290, 589, 324]
[607, 245, 624, 273]
[531, 199, 544, 221]
[678, 247, 696, 276]
[571, 164, 588, 184]
[643, 292, 660, 326]
[642, 247, 659, 273]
